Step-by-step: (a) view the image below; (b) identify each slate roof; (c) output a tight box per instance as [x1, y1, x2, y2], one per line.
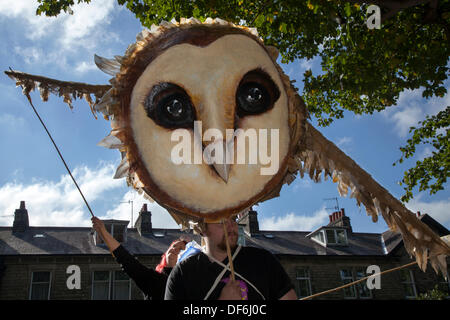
[0, 226, 385, 257]
[245, 231, 386, 256]
[0, 227, 200, 256]
[0, 214, 446, 257]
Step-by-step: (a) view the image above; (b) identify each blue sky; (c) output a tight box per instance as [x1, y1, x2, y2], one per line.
[0, 0, 448, 234]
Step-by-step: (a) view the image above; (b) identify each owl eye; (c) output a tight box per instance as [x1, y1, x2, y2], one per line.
[236, 69, 280, 117]
[144, 83, 196, 129]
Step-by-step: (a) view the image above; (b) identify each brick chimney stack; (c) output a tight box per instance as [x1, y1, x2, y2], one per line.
[241, 207, 259, 236]
[328, 208, 352, 233]
[134, 204, 152, 236]
[13, 201, 29, 233]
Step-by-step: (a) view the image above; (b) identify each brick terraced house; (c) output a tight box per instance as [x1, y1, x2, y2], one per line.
[0, 201, 448, 300]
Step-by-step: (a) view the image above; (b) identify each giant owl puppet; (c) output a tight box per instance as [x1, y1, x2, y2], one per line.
[6, 17, 450, 276]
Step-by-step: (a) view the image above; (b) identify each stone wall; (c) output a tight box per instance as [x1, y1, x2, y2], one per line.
[0, 255, 160, 300]
[0, 252, 447, 300]
[278, 253, 449, 300]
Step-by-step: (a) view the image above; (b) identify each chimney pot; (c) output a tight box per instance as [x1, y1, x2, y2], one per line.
[135, 203, 152, 236]
[327, 208, 352, 233]
[13, 201, 29, 233]
[244, 207, 259, 236]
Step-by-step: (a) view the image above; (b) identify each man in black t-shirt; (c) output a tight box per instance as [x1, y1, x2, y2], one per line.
[164, 215, 297, 300]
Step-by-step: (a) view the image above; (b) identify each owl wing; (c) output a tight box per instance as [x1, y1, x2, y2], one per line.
[278, 74, 450, 275]
[4, 70, 111, 119]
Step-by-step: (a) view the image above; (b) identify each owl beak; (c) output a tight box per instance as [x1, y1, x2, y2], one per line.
[203, 140, 233, 183]
[212, 162, 231, 183]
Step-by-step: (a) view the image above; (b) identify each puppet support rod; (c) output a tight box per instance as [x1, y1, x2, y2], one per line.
[300, 260, 418, 300]
[222, 219, 236, 281]
[17, 78, 95, 218]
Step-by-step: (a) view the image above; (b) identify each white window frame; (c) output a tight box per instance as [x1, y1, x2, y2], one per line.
[29, 271, 52, 300]
[295, 267, 312, 299]
[400, 269, 417, 299]
[325, 229, 348, 245]
[310, 230, 326, 246]
[91, 270, 131, 300]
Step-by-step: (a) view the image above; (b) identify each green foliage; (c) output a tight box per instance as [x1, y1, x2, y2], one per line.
[395, 107, 450, 202]
[36, 0, 91, 16]
[35, 0, 450, 201]
[416, 285, 448, 300]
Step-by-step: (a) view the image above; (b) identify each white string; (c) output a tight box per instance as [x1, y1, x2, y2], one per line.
[203, 245, 241, 300]
[203, 245, 266, 300]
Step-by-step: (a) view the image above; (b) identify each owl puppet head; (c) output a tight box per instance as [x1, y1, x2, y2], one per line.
[6, 17, 449, 275]
[94, 17, 306, 228]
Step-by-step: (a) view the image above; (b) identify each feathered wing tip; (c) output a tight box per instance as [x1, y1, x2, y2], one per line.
[4, 70, 111, 119]
[284, 121, 450, 276]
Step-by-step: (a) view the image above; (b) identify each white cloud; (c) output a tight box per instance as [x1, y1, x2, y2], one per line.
[382, 87, 450, 138]
[0, 161, 182, 229]
[0, 162, 124, 227]
[101, 190, 179, 229]
[299, 58, 314, 71]
[60, 0, 115, 51]
[0, 0, 60, 40]
[13, 46, 44, 64]
[417, 146, 433, 161]
[405, 195, 450, 227]
[1, 0, 118, 69]
[0, 0, 30, 16]
[75, 61, 98, 74]
[389, 105, 423, 137]
[335, 136, 353, 153]
[260, 207, 329, 231]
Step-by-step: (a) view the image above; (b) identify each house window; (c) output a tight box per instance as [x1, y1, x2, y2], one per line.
[95, 221, 127, 245]
[340, 268, 357, 299]
[326, 229, 336, 243]
[355, 267, 372, 299]
[400, 269, 417, 299]
[336, 230, 347, 244]
[29, 271, 51, 300]
[295, 267, 312, 298]
[326, 229, 347, 245]
[113, 224, 126, 243]
[92, 271, 110, 300]
[113, 271, 131, 300]
[312, 231, 325, 244]
[92, 270, 130, 300]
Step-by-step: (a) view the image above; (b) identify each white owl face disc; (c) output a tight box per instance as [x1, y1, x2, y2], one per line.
[127, 31, 291, 219]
